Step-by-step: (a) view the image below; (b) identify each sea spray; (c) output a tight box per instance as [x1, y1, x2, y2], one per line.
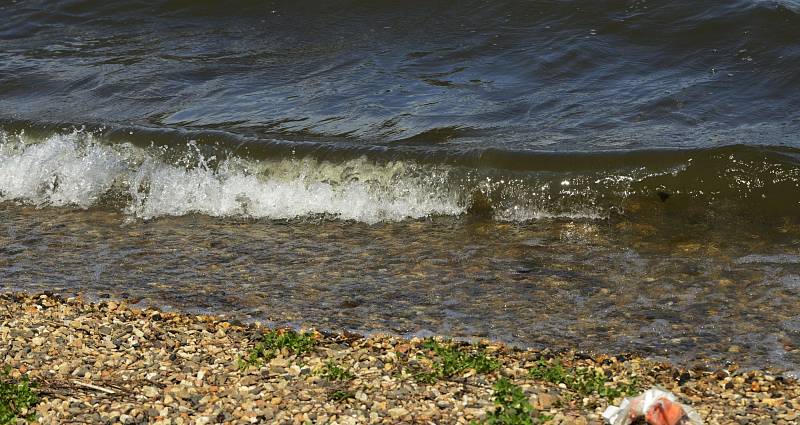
[0, 130, 465, 223]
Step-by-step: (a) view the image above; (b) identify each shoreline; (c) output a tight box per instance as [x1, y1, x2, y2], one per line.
[2, 292, 798, 424]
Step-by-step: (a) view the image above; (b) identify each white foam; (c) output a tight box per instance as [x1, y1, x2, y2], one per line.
[495, 207, 603, 222]
[127, 156, 465, 223]
[0, 130, 621, 223]
[0, 131, 465, 223]
[0, 131, 126, 208]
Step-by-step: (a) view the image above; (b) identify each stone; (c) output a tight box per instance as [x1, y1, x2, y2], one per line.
[143, 386, 159, 398]
[534, 392, 559, 410]
[388, 407, 409, 419]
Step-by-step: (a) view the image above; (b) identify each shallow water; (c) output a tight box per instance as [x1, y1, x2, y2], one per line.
[1, 1, 800, 373]
[2, 202, 799, 374]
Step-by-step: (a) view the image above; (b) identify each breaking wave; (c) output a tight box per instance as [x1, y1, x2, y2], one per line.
[0, 130, 464, 223]
[1, 128, 799, 224]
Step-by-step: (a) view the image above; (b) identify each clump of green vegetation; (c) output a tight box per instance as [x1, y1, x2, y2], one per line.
[413, 339, 500, 383]
[318, 361, 354, 382]
[482, 378, 535, 425]
[319, 361, 356, 403]
[239, 329, 317, 369]
[0, 367, 39, 424]
[528, 359, 638, 399]
[527, 359, 568, 383]
[328, 389, 355, 402]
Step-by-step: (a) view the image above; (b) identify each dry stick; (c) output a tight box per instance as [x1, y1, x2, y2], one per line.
[72, 380, 116, 394]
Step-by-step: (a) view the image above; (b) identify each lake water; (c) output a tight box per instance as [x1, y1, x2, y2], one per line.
[1, 0, 799, 374]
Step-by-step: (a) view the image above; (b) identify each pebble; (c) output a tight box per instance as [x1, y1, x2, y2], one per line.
[388, 407, 409, 419]
[1, 292, 797, 425]
[534, 392, 559, 410]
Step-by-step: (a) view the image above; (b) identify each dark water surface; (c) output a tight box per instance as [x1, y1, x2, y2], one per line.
[1, 1, 799, 373]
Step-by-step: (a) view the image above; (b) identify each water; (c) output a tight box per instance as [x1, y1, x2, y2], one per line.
[1, 0, 799, 372]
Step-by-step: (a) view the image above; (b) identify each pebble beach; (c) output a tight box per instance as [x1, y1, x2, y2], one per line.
[1, 292, 798, 424]
[4, 2, 800, 425]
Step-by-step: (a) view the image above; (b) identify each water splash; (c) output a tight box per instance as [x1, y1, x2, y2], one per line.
[3, 129, 797, 224]
[0, 130, 465, 223]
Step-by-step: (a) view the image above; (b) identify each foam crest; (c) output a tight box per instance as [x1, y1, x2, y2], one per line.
[0, 131, 465, 223]
[127, 157, 464, 222]
[10, 130, 781, 224]
[0, 131, 126, 208]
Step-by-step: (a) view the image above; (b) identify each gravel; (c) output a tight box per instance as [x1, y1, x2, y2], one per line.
[1, 292, 798, 424]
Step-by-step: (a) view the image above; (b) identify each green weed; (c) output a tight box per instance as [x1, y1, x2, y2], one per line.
[528, 359, 638, 399]
[0, 367, 38, 424]
[318, 361, 353, 382]
[239, 329, 317, 369]
[328, 389, 355, 402]
[537, 413, 554, 423]
[482, 378, 535, 425]
[414, 339, 500, 383]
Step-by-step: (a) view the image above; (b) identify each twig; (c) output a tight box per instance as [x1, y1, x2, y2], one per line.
[73, 380, 116, 394]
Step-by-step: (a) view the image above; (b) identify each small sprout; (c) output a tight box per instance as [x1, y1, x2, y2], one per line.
[412, 371, 439, 385]
[239, 329, 317, 369]
[318, 361, 353, 382]
[0, 366, 39, 424]
[328, 389, 355, 402]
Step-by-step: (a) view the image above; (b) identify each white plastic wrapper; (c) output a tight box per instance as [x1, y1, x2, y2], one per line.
[603, 387, 704, 425]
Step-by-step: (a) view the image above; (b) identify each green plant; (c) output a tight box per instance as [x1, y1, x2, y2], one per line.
[482, 378, 534, 425]
[527, 359, 567, 383]
[318, 361, 353, 382]
[414, 339, 500, 382]
[239, 329, 317, 369]
[328, 389, 355, 402]
[0, 367, 38, 424]
[412, 371, 440, 384]
[528, 359, 638, 399]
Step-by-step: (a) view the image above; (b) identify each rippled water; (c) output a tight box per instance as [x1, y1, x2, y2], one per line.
[2, 202, 799, 373]
[3, 0, 800, 148]
[1, 0, 799, 372]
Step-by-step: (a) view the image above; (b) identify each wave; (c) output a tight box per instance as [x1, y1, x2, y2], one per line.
[1, 128, 799, 224]
[2, 0, 799, 151]
[0, 130, 467, 223]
